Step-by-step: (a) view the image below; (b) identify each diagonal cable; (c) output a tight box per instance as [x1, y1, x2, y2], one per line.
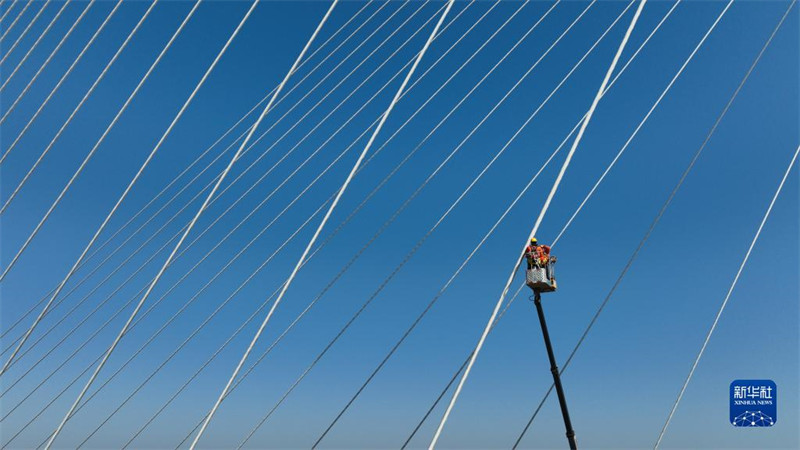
[0, 0, 31, 42]
[403, 0, 684, 444]
[0, 0, 442, 385]
[313, 2, 639, 444]
[428, 1, 647, 447]
[402, 283, 527, 449]
[187, 2, 456, 448]
[2, 0, 147, 213]
[0, 0, 87, 119]
[0, 3, 472, 424]
[235, 2, 604, 445]
[175, 2, 592, 445]
[654, 143, 799, 447]
[0, 0, 378, 346]
[42, 2, 338, 448]
[0, 0, 50, 66]
[516, 3, 795, 446]
[0, 0, 204, 375]
[0, 0, 22, 26]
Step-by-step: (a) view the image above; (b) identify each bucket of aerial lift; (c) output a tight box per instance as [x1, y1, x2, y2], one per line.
[526, 259, 557, 293]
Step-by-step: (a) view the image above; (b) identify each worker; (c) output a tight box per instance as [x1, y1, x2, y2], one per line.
[524, 237, 551, 270]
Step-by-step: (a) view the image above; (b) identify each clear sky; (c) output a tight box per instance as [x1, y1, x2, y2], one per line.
[1, 1, 798, 449]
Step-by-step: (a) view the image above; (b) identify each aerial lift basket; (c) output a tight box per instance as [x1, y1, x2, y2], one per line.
[525, 258, 557, 293]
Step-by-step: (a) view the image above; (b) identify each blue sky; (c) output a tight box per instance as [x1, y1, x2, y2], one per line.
[1, 1, 798, 448]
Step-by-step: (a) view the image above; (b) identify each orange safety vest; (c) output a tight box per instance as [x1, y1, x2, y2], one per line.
[525, 244, 551, 265]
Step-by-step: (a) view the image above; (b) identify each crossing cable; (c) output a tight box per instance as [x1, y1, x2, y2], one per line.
[0, 0, 261, 441]
[37, 0, 640, 442]
[0, 0, 85, 112]
[0, 0, 446, 386]
[428, 1, 647, 447]
[2, 0, 146, 214]
[402, 284, 527, 449]
[516, 4, 795, 446]
[402, 1, 694, 442]
[551, 0, 733, 247]
[653, 8, 799, 438]
[188, 3, 455, 447]
[0, 0, 50, 66]
[178, 2, 589, 445]
[235, 2, 602, 444]
[0, 0, 403, 212]
[0, 0, 203, 377]
[0, 0, 247, 286]
[0, 0, 376, 345]
[0, 0, 20, 25]
[11, 4, 489, 441]
[36, 11, 608, 428]
[1, 0, 250, 372]
[0, 0, 30, 42]
[0, 0, 401, 284]
[186, 14, 585, 445]
[0, 0, 385, 345]
[313, 3, 640, 444]
[76, 5, 537, 444]
[145, 4, 507, 446]
[0, 4, 449, 427]
[0, 4, 181, 361]
[0, 3, 469, 414]
[655, 144, 799, 448]
[1, 19, 425, 405]
[43, 3, 339, 448]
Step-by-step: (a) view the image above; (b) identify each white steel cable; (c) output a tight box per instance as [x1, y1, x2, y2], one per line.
[1, 4, 194, 280]
[655, 146, 800, 449]
[1, 0, 140, 213]
[403, 283, 526, 448]
[5, 0, 386, 349]
[0, 1, 158, 365]
[153, 1, 571, 442]
[0, 0, 208, 368]
[514, 4, 794, 444]
[189, 2, 455, 447]
[0, 0, 203, 376]
[132, 0, 437, 265]
[43, 2, 336, 447]
[0, 0, 394, 211]
[408, 2, 684, 443]
[0, 0, 378, 333]
[9, 5, 482, 441]
[0, 0, 30, 42]
[0, 2, 376, 342]
[651, 8, 796, 441]
[67, 2, 523, 442]
[140, 0, 443, 282]
[0, 0, 20, 25]
[241, 3, 621, 442]
[312, 3, 638, 443]
[3, 0, 536, 410]
[0, 0, 84, 117]
[428, 1, 647, 447]
[0, 0, 394, 282]
[0, 0, 441, 381]
[62, 5, 515, 443]
[231, 2, 605, 444]
[0, 0, 378, 347]
[0, 0, 50, 66]
[552, 0, 734, 246]
[0, 7, 453, 411]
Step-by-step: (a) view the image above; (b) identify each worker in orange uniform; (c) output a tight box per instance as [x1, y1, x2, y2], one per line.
[524, 237, 551, 271]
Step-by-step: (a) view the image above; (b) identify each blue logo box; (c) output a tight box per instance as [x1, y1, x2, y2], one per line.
[730, 379, 776, 427]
